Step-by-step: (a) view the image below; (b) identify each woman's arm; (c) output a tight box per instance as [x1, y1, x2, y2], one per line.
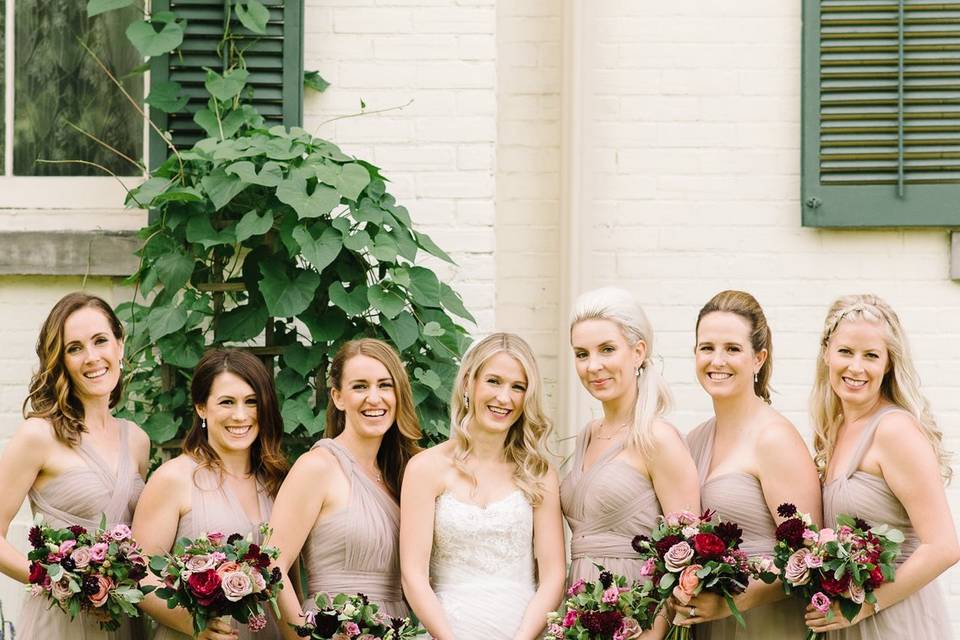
[647, 420, 701, 516]
[132, 458, 236, 640]
[805, 413, 960, 632]
[513, 468, 565, 640]
[0, 419, 49, 583]
[399, 450, 457, 640]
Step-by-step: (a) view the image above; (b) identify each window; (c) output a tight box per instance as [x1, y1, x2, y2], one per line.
[802, 0, 960, 227]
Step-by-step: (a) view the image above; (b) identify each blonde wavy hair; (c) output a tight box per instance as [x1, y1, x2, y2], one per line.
[811, 294, 952, 483]
[571, 287, 672, 457]
[449, 333, 553, 505]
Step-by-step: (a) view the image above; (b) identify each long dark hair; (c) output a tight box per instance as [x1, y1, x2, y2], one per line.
[23, 292, 125, 445]
[325, 338, 421, 498]
[183, 349, 289, 496]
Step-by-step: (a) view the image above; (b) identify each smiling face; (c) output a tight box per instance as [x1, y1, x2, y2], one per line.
[695, 311, 766, 401]
[197, 371, 260, 455]
[62, 306, 124, 403]
[571, 318, 645, 403]
[469, 351, 528, 436]
[331, 354, 397, 439]
[824, 317, 890, 411]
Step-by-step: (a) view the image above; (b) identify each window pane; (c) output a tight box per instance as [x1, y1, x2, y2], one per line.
[14, 1, 143, 176]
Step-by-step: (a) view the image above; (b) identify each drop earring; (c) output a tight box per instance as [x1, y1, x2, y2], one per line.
[754, 372, 759, 383]
[463, 392, 469, 409]
[201, 418, 207, 429]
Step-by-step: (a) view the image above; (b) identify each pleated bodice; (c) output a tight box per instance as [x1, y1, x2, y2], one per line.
[19, 420, 145, 640]
[822, 407, 948, 640]
[686, 418, 806, 640]
[152, 458, 278, 640]
[299, 439, 407, 618]
[560, 426, 661, 584]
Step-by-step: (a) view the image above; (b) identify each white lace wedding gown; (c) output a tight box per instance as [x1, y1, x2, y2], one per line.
[430, 489, 537, 639]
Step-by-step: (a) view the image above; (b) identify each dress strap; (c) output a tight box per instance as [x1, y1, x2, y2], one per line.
[311, 438, 356, 473]
[843, 406, 912, 478]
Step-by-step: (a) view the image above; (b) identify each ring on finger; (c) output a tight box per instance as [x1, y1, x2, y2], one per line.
[690, 607, 697, 617]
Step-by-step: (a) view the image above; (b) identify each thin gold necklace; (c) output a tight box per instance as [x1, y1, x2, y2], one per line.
[595, 421, 629, 440]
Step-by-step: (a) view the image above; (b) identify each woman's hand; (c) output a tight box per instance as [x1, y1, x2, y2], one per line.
[804, 600, 874, 633]
[671, 591, 729, 626]
[196, 617, 239, 640]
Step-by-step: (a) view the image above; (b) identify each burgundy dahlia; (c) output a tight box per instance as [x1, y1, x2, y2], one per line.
[654, 534, 683, 558]
[775, 518, 806, 549]
[631, 534, 651, 553]
[777, 503, 798, 518]
[28, 526, 44, 549]
[579, 609, 625, 635]
[226, 533, 244, 545]
[82, 574, 101, 596]
[599, 570, 614, 589]
[715, 521, 743, 547]
[68, 525, 87, 537]
[852, 517, 871, 532]
[312, 611, 341, 637]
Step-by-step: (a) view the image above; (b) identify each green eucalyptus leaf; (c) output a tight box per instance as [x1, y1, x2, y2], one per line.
[292, 225, 342, 271]
[276, 170, 340, 219]
[126, 13, 185, 57]
[416, 230, 454, 264]
[283, 343, 325, 376]
[408, 267, 442, 307]
[146, 80, 188, 113]
[304, 70, 330, 93]
[201, 168, 248, 210]
[215, 303, 268, 342]
[226, 161, 284, 187]
[328, 282, 369, 317]
[380, 312, 419, 351]
[205, 68, 250, 101]
[235, 209, 275, 243]
[235, 0, 270, 34]
[259, 263, 320, 318]
[155, 252, 194, 291]
[158, 330, 205, 368]
[146, 305, 187, 341]
[368, 284, 405, 319]
[87, 0, 133, 17]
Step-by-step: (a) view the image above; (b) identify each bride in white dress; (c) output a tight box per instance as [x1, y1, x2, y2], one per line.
[400, 333, 565, 639]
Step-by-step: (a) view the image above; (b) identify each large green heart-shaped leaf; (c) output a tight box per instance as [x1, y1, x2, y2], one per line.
[275, 368, 308, 400]
[142, 412, 179, 443]
[314, 162, 370, 202]
[368, 284, 405, 319]
[215, 303, 268, 342]
[126, 13, 185, 57]
[226, 161, 283, 187]
[235, 0, 269, 34]
[205, 68, 250, 101]
[157, 330, 205, 368]
[328, 282, 369, 317]
[302, 307, 347, 343]
[369, 233, 399, 263]
[416, 230, 454, 264]
[126, 177, 173, 208]
[408, 266, 442, 307]
[259, 262, 320, 318]
[146, 304, 187, 341]
[155, 252, 194, 291]
[185, 215, 236, 249]
[87, 0, 133, 17]
[304, 70, 330, 93]
[201, 168, 248, 210]
[235, 209, 275, 243]
[440, 282, 475, 323]
[283, 343, 325, 376]
[381, 312, 419, 351]
[276, 170, 340, 219]
[292, 225, 342, 271]
[145, 80, 188, 113]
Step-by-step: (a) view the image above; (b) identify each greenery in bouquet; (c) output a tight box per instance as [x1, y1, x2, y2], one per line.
[543, 566, 657, 640]
[25, 514, 150, 630]
[292, 592, 424, 639]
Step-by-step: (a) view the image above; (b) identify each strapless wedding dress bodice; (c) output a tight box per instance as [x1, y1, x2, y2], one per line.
[430, 490, 536, 639]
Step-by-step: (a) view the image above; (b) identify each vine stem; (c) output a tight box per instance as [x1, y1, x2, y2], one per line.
[64, 120, 146, 172]
[313, 99, 415, 133]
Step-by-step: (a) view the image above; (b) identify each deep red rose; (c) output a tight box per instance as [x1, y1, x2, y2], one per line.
[28, 561, 47, 584]
[655, 534, 683, 558]
[820, 573, 851, 596]
[692, 533, 727, 559]
[775, 519, 806, 549]
[866, 566, 885, 589]
[187, 569, 222, 606]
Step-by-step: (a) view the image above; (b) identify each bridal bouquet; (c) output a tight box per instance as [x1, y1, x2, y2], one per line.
[543, 566, 657, 640]
[148, 524, 283, 635]
[25, 514, 150, 630]
[751, 503, 902, 640]
[632, 510, 751, 639]
[292, 592, 425, 639]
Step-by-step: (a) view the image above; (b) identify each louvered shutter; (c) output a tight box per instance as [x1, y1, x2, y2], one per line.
[802, 0, 960, 227]
[148, 0, 303, 169]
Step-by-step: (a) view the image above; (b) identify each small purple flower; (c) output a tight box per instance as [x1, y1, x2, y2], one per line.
[811, 592, 831, 613]
[108, 523, 132, 541]
[567, 578, 586, 596]
[602, 586, 620, 605]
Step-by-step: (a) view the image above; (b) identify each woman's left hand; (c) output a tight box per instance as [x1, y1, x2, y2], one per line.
[671, 591, 730, 626]
[804, 601, 874, 633]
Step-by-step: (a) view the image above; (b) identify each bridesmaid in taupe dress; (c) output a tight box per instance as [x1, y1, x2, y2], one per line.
[0, 293, 151, 640]
[134, 350, 289, 640]
[805, 295, 957, 639]
[270, 339, 421, 634]
[562, 288, 699, 586]
[674, 291, 820, 640]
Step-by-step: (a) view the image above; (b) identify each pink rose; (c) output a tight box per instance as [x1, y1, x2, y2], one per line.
[804, 553, 823, 569]
[51, 577, 73, 603]
[109, 524, 132, 541]
[837, 526, 854, 543]
[207, 531, 226, 545]
[215, 561, 241, 577]
[251, 570, 266, 593]
[784, 548, 811, 586]
[749, 555, 777, 576]
[343, 621, 361, 637]
[184, 554, 217, 574]
[639, 558, 656, 577]
[567, 578, 586, 596]
[681, 526, 700, 538]
[671, 564, 703, 605]
[59, 540, 77, 555]
[89, 575, 113, 607]
[90, 543, 108, 563]
[664, 541, 694, 572]
[810, 591, 831, 613]
[562, 609, 578, 628]
[802, 529, 818, 546]
[211, 551, 227, 563]
[71, 546, 92, 569]
[818, 528, 836, 544]
[602, 586, 620, 604]
[665, 510, 699, 528]
[847, 582, 866, 605]
[220, 570, 253, 602]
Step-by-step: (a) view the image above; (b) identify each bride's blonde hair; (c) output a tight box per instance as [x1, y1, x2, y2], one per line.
[449, 333, 553, 505]
[811, 294, 952, 482]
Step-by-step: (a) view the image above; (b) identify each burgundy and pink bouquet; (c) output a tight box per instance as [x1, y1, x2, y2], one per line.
[543, 566, 657, 640]
[25, 514, 150, 630]
[632, 510, 751, 639]
[292, 592, 424, 639]
[751, 503, 902, 640]
[148, 524, 283, 635]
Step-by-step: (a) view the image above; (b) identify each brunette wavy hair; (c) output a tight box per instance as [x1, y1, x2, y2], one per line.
[325, 338, 422, 498]
[23, 292, 125, 445]
[183, 349, 289, 496]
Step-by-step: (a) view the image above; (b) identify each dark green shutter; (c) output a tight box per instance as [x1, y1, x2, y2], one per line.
[802, 0, 960, 227]
[149, 0, 303, 169]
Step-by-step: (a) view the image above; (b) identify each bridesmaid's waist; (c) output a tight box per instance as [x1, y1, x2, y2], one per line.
[571, 533, 641, 560]
[307, 570, 402, 602]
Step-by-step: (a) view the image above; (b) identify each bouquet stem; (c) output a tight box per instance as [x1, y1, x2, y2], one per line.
[666, 616, 691, 640]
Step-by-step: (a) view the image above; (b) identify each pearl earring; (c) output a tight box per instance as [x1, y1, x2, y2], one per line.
[201, 418, 207, 429]
[754, 372, 759, 383]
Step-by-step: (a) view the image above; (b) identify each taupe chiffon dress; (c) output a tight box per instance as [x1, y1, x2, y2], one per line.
[299, 439, 408, 618]
[152, 458, 279, 640]
[687, 419, 806, 640]
[560, 427, 662, 584]
[18, 420, 145, 640]
[822, 407, 949, 640]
